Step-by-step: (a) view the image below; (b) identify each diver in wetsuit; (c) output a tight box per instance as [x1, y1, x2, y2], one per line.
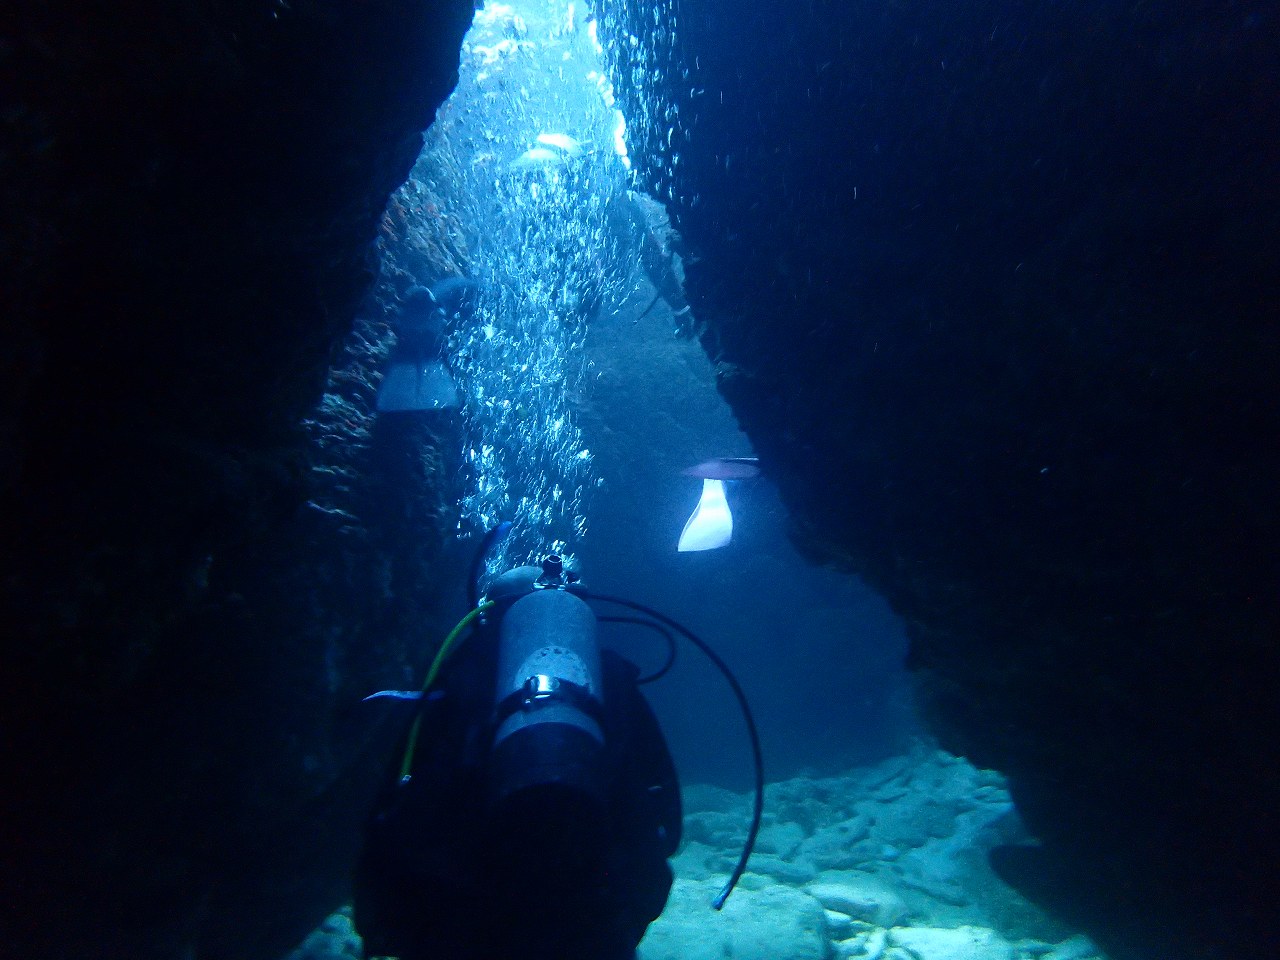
[354, 556, 682, 960]
[376, 284, 460, 413]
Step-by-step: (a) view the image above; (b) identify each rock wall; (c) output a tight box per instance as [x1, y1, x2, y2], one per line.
[1, 2, 474, 957]
[667, 2, 1278, 958]
[4, 2, 1277, 958]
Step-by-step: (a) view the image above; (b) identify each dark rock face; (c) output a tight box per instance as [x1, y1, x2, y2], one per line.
[1, 2, 473, 957]
[669, 2, 1278, 958]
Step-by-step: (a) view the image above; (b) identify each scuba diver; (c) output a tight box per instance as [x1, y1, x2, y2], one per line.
[355, 526, 763, 960]
[376, 284, 461, 413]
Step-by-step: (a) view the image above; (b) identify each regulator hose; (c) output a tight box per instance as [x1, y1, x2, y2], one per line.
[398, 601, 494, 783]
[577, 590, 763, 910]
[599, 615, 677, 683]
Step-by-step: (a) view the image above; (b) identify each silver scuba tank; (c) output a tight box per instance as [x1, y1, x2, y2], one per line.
[486, 558, 607, 823]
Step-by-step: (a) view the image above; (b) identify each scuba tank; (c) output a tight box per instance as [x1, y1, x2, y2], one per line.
[484, 557, 608, 849]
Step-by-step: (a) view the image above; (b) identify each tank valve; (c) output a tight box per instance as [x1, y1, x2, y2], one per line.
[539, 554, 564, 585]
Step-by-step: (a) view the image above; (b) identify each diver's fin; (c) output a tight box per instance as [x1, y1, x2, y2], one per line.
[377, 361, 459, 413]
[678, 478, 733, 552]
[683, 457, 761, 480]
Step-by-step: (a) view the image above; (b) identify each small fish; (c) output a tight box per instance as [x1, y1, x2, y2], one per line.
[510, 146, 564, 171]
[536, 132, 583, 156]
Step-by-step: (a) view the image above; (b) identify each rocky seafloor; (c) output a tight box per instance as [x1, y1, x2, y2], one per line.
[285, 741, 1105, 960]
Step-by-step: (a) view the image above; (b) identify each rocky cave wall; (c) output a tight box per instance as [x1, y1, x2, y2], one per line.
[664, 2, 1278, 959]
[1, 2, 474, 958]
[4, 2, 1277, 959]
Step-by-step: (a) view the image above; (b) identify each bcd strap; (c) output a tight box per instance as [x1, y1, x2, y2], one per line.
[492, 674, 604, 730]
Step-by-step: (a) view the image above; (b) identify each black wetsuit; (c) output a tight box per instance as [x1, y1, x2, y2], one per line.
[354, 637, 681, 960]
[392, 294, 446, 367]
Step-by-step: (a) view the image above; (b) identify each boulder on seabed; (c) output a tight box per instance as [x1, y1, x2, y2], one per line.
[1043, 932, 1105, 960]
[683, 809, 747, 848]
[807, 872, 909, 927]
[837, 926, 889, 960]
[746, 852, 819, 884]
[799, 815, 874, 869]
[282, 908, 361, 960]
[867, 797, 957, 849]
[670, 840, 722, 881]
[640, 877, 828, 960]
[824, 908, 855, 940]
[887, 924, 1015, 960]
[756, 818, 808, 858]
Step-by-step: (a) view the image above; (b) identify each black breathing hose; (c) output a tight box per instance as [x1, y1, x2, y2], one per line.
[598, 615, 677, 683]
[577, 590, 763, 910]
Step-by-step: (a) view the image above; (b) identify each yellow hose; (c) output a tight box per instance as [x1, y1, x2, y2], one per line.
[398, 601, 495, 782]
